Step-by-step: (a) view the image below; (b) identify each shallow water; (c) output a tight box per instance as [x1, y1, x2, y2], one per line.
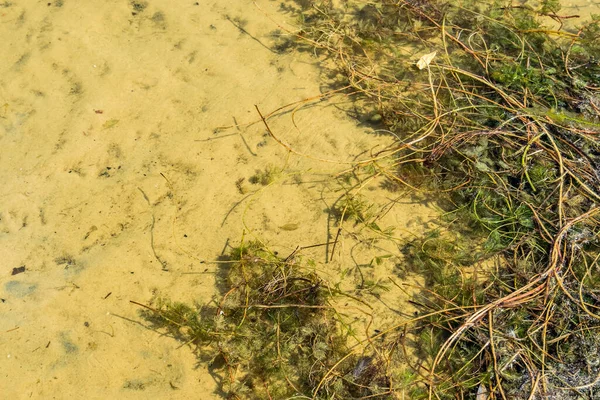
[0, 1, 437, 398]
[1, 0, 597, 398]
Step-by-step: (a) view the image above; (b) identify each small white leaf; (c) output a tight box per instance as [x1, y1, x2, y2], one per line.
[476, 383, 489, 400]
[416, 51, 437, 70]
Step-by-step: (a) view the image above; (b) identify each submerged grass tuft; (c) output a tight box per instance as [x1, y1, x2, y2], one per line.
[139, 241, 402, 399]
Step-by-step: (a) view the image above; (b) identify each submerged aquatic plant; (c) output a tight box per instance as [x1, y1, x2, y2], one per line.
[289, 0, 600, 398]
[138, 241, 402, 399]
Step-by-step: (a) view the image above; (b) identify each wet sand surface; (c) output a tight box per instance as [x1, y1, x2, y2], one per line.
[0, 1, 436, 398]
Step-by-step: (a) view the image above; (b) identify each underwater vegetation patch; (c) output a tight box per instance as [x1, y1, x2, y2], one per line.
[138, 241, 408, 399]
[291, 0, 600, 398]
